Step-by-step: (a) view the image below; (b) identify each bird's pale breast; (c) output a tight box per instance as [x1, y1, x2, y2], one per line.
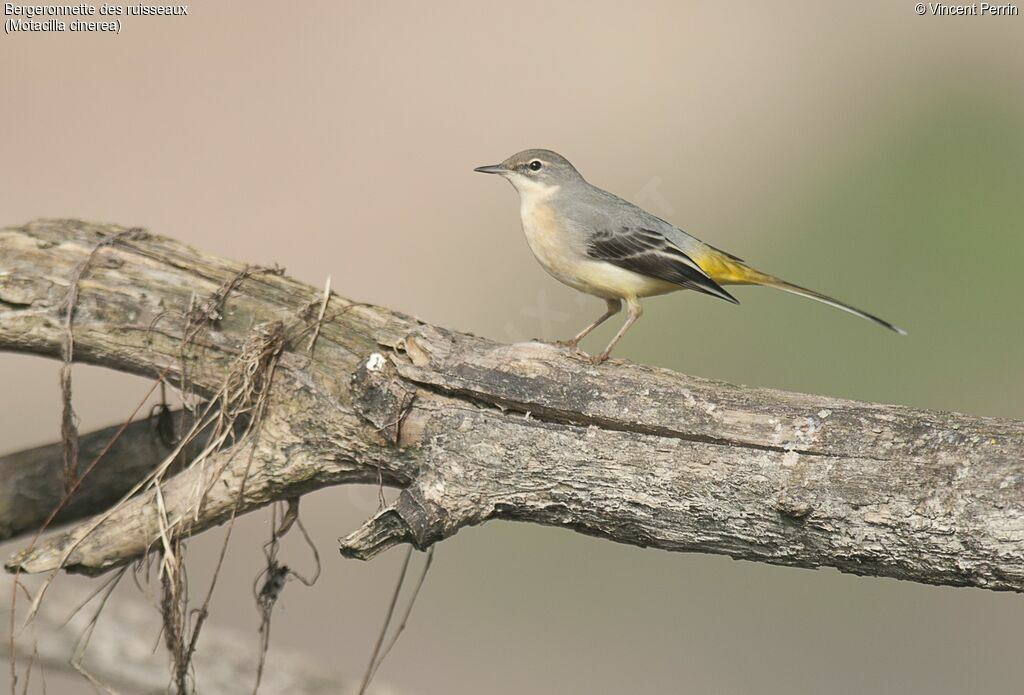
[520, 198, 677, 300]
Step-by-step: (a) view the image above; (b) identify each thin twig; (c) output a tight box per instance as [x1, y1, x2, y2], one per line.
[9, 362, 171, 695]
[367, 547, 435, 686]
[179, 326, 283, 693]
[290, 516, 322, 587]
[58, 228, 145, 493]
[69, 568, 126, 694]
[251, 498, 321, 694]
[358, 547, 412, 695]
[305, 276, 332, 355]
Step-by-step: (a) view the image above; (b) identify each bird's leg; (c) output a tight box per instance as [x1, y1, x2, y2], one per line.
[554, 298, 622, 349]
[591, 298, 642, 364]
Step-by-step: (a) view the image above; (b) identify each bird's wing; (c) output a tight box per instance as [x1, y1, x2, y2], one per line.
[586, 226, 738, 304]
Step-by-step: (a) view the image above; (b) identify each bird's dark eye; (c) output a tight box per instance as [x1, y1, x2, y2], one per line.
[528, 160, 543, 171]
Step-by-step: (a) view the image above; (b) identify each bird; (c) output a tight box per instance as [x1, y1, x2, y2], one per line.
[474, 148, 905, 364]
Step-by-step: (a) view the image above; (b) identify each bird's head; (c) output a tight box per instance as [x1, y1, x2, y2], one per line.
[474, 149, 583, 197]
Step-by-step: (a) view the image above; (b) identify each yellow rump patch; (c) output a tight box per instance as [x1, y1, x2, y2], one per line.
[692, 249, 768, 286]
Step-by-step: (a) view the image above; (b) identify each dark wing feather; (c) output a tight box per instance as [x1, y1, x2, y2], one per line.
[587, 227, 738, 304]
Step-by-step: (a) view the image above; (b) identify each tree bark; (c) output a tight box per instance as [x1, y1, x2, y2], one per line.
[1, 219, 1022, 591]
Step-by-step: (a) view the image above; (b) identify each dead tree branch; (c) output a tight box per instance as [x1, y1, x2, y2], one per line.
[1, 219, 1022, 591]
[0, 410, 238, 542]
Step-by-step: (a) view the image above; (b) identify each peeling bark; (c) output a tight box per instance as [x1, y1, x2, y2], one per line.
[1, 219, 1022, 591]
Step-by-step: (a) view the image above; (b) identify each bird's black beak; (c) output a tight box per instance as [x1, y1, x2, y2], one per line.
[473, 164, 506, 175]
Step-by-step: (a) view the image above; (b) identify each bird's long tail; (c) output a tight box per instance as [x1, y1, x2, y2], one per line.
[704, 254, 906, 335]
[754, 273, 906, 335]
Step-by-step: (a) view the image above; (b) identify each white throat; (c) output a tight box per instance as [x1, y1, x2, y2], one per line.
[506, 174, 561, 206]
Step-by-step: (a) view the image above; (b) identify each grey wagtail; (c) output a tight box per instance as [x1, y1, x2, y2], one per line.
[475, 148, 905, 364]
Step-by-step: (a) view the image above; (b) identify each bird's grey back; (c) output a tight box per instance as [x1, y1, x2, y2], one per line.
[555, 177, 706, 255]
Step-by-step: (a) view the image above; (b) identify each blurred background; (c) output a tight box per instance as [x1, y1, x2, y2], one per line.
[2, 1, 1023, 692]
